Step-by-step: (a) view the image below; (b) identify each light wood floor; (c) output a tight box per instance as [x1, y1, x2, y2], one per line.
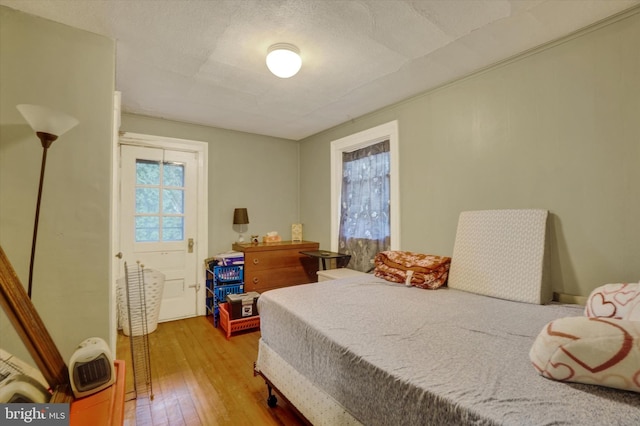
[116, 316, 304, 425]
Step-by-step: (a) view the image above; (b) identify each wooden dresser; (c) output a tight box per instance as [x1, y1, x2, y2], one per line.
[232, 240, 319, 293]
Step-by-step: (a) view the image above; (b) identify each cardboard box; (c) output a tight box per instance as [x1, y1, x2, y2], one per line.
[226, 292, 260, 319]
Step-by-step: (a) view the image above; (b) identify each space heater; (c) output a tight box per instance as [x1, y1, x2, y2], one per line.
[69, 337, 115, 398]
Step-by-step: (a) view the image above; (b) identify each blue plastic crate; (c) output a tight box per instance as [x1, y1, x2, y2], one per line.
[213, 265, 244, 283]
[206, 279, 215, 293]
[214, 283, 244, 302]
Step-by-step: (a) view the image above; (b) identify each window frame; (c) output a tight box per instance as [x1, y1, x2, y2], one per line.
[330, 120, 400, 252]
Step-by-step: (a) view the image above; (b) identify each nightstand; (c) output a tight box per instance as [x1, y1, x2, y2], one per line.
[299, 250, 351, 270]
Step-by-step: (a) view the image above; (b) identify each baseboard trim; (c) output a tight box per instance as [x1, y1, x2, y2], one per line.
[553, 292, 588, 306]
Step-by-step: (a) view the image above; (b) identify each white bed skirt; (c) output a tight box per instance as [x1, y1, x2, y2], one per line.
[256, 338, 362, 425]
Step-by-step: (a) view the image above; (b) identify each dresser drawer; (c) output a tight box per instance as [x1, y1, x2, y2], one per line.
[245, 267, 316, 292]
[245, 249, 309, 271]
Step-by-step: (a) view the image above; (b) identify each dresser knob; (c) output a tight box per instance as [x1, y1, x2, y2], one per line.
[253, 258, 259, 265]
[253, 277, 259, 284]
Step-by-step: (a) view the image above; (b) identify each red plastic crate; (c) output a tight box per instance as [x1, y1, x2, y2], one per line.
[218, 302, 260, 340]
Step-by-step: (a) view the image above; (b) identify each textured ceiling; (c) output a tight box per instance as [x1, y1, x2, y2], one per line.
[2, 0, 638, 140]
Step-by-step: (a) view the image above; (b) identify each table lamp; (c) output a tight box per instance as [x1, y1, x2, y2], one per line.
[233, 208, 249, 243]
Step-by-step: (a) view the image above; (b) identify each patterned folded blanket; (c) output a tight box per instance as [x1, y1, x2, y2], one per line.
[374, 251, 451, 289]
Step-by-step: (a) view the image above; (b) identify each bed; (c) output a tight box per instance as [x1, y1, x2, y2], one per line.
[254, 210, 640, 425]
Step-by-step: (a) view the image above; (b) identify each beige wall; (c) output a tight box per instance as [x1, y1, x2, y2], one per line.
[0, 4, 299, 370]
[0, 7, 115, 362]
[2, 7, 637, 377]
[120, 114, 300, 255]
[299, 10, 640, 297]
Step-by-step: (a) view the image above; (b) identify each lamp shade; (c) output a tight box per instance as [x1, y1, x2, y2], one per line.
[266, 43, 302, 78]
[233, 208, 249, 225]
[17, 104, 79, 137]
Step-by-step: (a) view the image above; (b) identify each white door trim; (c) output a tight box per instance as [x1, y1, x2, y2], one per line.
[111, 131, 208, 346]
[109, 92, 121, 353]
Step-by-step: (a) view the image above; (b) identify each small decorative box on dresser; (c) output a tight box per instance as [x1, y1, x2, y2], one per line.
[232, 240, 319, 293]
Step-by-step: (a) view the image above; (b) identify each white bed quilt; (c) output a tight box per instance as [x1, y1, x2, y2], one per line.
[257, 276, 640, 425]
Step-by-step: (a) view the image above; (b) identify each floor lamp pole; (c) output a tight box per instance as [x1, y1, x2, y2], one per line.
[28, 132, 57, 299]
[17, 104, 79, 299]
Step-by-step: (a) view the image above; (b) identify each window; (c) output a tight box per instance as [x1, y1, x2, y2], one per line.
[135, 159, 186, 242]
[331, 121, 399, 271]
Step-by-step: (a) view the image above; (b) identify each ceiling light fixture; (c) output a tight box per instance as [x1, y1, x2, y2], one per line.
[266, 43, 301, 78]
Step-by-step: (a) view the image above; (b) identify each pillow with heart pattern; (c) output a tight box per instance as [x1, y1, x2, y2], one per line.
[584, 282, 640, 321]
[530, 316, 640, 393]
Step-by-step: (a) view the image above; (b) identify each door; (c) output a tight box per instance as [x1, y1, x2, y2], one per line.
[120, 144, 198, 321]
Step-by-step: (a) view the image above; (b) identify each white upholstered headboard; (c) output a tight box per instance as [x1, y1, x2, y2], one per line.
[448, 209, 551, 304]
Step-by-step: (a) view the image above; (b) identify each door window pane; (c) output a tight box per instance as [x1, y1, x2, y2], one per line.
[162, 217, 184, 241]
[162, 189, 184, 214]
[136, 188, 159, 213]
[136, 160, 160, 185]
[135, 216, 160, 242]
[164, 163, 184, 187]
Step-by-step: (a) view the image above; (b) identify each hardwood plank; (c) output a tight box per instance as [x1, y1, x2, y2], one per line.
[117, 316, 304, 425]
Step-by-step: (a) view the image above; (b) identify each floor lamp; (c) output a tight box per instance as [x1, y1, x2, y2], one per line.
[17, 104, 79, 299]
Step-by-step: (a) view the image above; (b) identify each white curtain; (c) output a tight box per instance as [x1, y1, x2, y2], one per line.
[338, 140, 391, 272]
